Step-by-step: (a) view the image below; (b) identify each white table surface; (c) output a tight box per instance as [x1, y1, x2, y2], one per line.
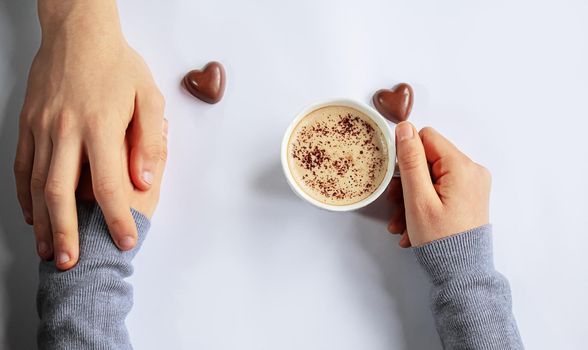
[1, 0, 587, 349]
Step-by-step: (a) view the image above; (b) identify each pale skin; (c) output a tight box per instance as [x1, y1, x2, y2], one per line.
[387, 122, 492, 247]
[13, 1, 487, 270]
[13, 0, 165, 270]
[77, 120, 169, 221]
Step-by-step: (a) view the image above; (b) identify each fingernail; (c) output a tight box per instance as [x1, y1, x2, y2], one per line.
[396, 122, 414, 141]
[119, 236, 135, 250]
[399, 234, 409, 247]
[387, 222, 395, 233]
[57, 252, 70, 264]
[25, 212, 33, 225]
[38, 241, 48, 255]
[388, 223, 401, 234]
[142, 171, 154, 185]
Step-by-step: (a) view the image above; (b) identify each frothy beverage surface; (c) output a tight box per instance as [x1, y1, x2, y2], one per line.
[287, 105, 389, 205]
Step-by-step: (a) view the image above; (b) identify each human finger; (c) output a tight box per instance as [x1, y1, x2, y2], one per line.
[87, 136, 137, 251]
[128, 90, 165, 190]
[45, 139, 81, 270]
[14, 122, 35, 225]
[30, 135, 53, 260]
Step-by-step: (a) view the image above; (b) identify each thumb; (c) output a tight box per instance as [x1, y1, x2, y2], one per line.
[129, 90, 166, 191]
[395, 122, 439, 210]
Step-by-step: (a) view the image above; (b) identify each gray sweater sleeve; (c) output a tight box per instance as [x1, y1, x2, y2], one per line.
[37, 203, 150, 350]
[413, 225, 524, 350]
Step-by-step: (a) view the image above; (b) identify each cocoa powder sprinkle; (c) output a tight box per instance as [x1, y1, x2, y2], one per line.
[288, 105, 388, 205]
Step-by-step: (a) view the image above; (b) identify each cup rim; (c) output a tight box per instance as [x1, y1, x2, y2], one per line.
[281, 98, 396, 212]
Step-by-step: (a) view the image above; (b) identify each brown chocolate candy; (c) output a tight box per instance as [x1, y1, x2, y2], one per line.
[183, 61, 226, 104]
[372, 83, 414, 124]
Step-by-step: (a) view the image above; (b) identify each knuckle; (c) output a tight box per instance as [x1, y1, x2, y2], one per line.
[52, 232, 78, 257]
[30, 110, 51, 131]
[30, 172, 47, 193]
[83, 113, 123, 138]
[44, 180, 66, 203]
[52, 112, 76, 139]
[19, 110, 33, 129]
[476, 164, 492, 184]
[399, 150, 424, 172]
[143, 140, 163, 160]
[33, 221, 50, 237]
[93, 176, 120, 200]
[83, 115, 108, 137]
[142, 90, 165, 114]
[463, 159, 479, 173]
[19, 104, 33, 120]
[418, 127, 435, 139]
[84, 114, 102, 131]
[452, 156, 473, 175]
[433, 158, 453, 177]
[160, 143, 168, 162]
[151, 91, 166, 111]
[107, 217, 131, 235]
[13, 158, 30, 177]
[51, 230, 68, 242]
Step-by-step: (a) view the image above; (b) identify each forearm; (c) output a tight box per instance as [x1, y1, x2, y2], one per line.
[38, 0, 123, 48]
[414, 226, 524, 349]
[37, 203, 149, 350]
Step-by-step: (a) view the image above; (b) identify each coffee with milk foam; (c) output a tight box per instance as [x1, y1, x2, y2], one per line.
[287, 105, 389, 205]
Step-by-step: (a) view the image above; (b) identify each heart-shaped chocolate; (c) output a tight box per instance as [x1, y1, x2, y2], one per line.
[183, 61, 226, 104]
[372, 83, 414, 124]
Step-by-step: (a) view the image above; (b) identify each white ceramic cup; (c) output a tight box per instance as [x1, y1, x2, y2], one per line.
[281, 98, 396, 211]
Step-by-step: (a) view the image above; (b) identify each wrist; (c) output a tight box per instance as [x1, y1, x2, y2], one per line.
[38, 0, 123, 46]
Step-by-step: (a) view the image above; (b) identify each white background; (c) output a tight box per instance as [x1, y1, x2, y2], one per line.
[1, 0, 587, 349]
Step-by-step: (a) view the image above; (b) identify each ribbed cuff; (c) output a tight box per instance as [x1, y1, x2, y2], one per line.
[76, 202, 151, 260]
[37, 203, 150, 349]
[413, 225, 494, 284]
